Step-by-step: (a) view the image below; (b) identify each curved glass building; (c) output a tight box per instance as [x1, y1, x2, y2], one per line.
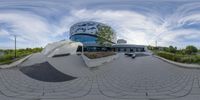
[69, 21, 146, 52]
[70, 21, 117, 45]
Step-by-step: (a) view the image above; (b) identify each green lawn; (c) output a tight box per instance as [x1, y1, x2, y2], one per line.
[0, 48, 42, 65]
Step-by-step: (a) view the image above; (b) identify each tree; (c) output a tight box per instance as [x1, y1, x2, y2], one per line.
[168, 45, 177, 53]
[185, 45, 198, 54]
[147, 45, 153, 50]
[96, 25, 114, 47]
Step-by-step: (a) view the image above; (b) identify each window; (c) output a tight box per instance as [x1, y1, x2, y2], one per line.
[70, 34, 97, 44]
[76, 46, 82, 52]
[130, 48, 133, 52]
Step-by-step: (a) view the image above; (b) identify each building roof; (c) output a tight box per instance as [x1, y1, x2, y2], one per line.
[117, 39, 127, 44]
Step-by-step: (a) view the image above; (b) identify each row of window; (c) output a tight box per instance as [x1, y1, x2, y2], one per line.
[115, 48, 145, 52]
[70, 34, 97, 44]
[76, 46, 145, 52]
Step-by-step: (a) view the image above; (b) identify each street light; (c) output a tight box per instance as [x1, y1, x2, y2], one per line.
[155, 40, 157, 47]
[11, 35, 17, 58]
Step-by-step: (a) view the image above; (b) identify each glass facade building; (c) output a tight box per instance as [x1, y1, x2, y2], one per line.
[69, 21, 146, 52]
[69, 21, 117, 46]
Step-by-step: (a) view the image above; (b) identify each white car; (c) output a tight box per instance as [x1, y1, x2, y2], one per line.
[132, 53, 136, 58]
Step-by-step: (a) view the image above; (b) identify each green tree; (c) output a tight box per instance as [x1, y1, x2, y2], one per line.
[168, 45, 177, 53]
[96, 25, 114, 47]
[185, 45, 198, 55]
[147, 45, 153, 50]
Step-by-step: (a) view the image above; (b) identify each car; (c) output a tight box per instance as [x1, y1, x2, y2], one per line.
[132, 53, 136, 58]
[125, 53, 136, 57]
[127, 53, 133, 56]
[124, 53, 129, 56]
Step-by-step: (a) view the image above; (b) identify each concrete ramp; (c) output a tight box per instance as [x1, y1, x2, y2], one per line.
[19, 53, 47, 67]
[47, 55, 92, 77]
[20, 53, 92, 77]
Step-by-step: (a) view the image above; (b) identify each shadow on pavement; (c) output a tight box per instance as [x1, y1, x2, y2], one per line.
[20, 62, 77, 82]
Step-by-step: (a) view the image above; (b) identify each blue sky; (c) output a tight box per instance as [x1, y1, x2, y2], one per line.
[0, 0, 200, 49]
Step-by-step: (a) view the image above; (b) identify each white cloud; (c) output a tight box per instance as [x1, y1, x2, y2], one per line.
[0, 29, 9, 36]
[69, 9, 162, 45]
[70, 2, 200, 48]
[0, 11, 67, 48]
[0, 1, 200, 49]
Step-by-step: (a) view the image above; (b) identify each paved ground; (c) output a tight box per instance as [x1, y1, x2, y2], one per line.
[0, 53, 200, 100]
[20, 62, 76, 82]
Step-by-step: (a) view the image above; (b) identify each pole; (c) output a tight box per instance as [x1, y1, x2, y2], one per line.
[14, 35, 16, 58]
[155, 40, 157, 47]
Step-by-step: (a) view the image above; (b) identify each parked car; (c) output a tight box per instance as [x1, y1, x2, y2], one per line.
[124, 53, 129, 56]
[132, 53, 136, 58]
[125, 53, 132, 56]
[125, 53, 136, 57]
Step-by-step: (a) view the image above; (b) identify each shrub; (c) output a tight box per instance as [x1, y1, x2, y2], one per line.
[156, 51, 200, 64]
[0, 47, 43, 64]
[156, 51, 181, 61]
[84, 52, 116, 59]
[168, 46, 177, 53]
[185, 45, 198, 55]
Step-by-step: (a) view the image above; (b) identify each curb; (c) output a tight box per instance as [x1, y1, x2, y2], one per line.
[0, 54, 32, 69]
[81, 54, 119, 68]
[153, 55, 200, 69]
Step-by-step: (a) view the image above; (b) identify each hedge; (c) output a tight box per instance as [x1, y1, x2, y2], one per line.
[156, 51, 200, 64]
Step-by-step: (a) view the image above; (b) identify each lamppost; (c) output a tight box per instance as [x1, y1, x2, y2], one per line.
[155, 40, 157, 47]
[13, 35, 17, 58]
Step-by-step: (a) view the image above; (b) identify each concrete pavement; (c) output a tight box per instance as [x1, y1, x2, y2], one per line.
[0, 53, 200, 100]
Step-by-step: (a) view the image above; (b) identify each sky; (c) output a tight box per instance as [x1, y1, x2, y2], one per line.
[0, 0, 200, 49]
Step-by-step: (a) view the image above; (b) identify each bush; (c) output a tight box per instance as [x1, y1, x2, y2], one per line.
[84, 52, 116, 59]
[0, 47, 43, 64]
[168, 46, 177, 53]
[156, 51, 181, 61]
[156, 51, 200, 64]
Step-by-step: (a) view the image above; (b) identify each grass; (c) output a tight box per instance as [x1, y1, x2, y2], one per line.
[0, 54, 27, 65]
[0, 57, 22, 65]
[154, 51, 200, 65]
[84, 52, 116, 59]
[0, 48, 42, 65]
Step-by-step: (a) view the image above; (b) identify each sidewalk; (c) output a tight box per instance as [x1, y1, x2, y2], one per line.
[0, 54, 32, 69]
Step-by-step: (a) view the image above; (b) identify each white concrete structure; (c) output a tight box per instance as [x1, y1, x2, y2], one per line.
[42, 40, 83, 57]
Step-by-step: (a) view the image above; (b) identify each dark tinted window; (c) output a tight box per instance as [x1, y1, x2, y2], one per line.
[71, 34, 97, 44]
[76, 46, 82, 52]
